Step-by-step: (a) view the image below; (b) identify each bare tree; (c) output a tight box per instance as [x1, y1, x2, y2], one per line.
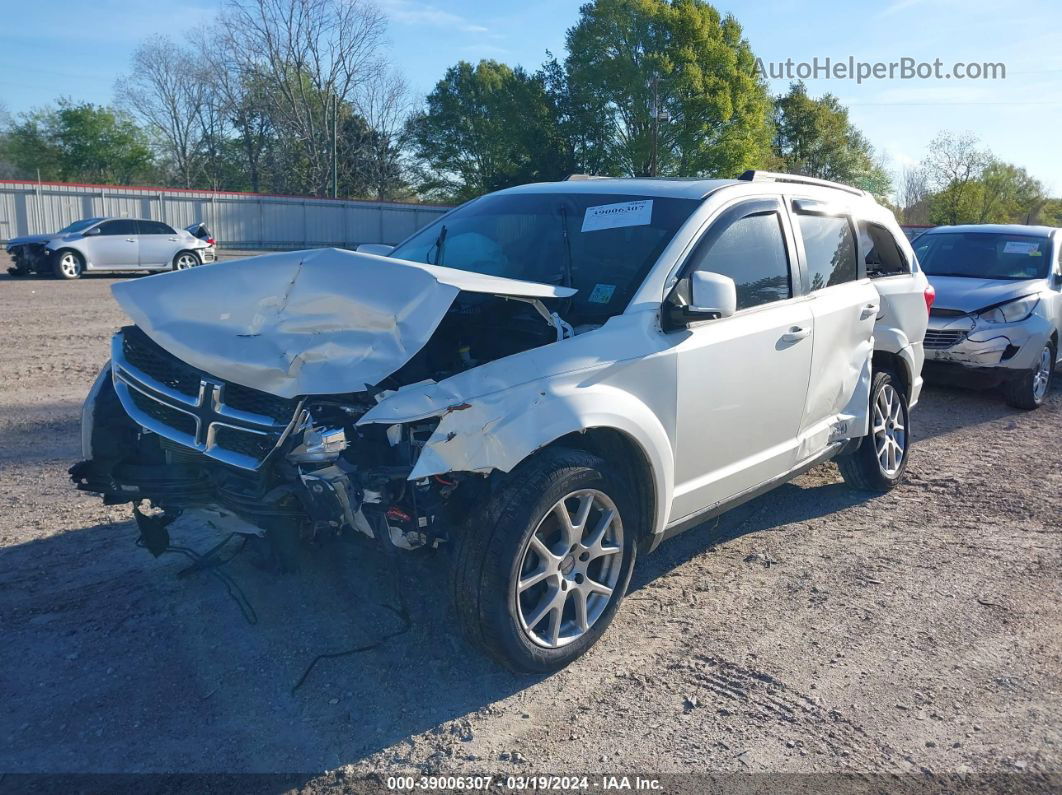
[352, 67, 413, 199]
[920, 131, 990, 225]
[897, 166, 930, 224]
[116, 36, 206, 187]
[220, 0, 388, 196]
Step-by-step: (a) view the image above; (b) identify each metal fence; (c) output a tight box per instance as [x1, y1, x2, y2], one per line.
[0, 180, 451, 249]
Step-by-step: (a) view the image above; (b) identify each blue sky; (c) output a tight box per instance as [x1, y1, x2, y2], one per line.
[2, 0, 1061, 192]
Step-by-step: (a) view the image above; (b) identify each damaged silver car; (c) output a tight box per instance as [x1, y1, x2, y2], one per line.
[72, 173, 930, 672]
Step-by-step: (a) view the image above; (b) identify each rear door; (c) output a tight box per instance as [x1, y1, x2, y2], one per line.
[790, 199, 879, 451]
[859, 219, 928, 381]
[668, 197, 814, 521]
[137, 220, 180, 268]
[82, 219, 139, 269]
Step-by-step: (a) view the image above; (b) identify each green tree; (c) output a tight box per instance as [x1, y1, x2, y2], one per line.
[975, 160, 1045, 224]
[3, 100, 154, 184]
[921, 131, 989, 225]
[407, 60, 571, 200]
[772, 81, 891, 199]
[563, 0, 772, 177]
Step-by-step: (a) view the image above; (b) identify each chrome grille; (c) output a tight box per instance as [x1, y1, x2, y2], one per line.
[924, 329, 967, 350]
[111, 327, 302, 470]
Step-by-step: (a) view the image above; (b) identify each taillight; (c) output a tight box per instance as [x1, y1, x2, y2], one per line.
[923, 283, 936, 313]
[206, 238, 215, 245]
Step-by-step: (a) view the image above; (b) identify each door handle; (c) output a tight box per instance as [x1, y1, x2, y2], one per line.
[780, 326, 811, 343]
[125, 238, 136, 242]
[860, 303, 879, 320]
[168, 237, 178, 241]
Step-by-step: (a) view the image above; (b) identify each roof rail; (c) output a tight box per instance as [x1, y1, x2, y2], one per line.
[565, 173, 612, 181]
[736, 170, 868, 198]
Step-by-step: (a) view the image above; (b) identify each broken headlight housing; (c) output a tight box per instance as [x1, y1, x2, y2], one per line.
[287, 413, 349, 464]
[978, 295, 1039, 324]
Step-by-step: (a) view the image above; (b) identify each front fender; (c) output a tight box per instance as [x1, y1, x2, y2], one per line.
[364, 377, 675, 538]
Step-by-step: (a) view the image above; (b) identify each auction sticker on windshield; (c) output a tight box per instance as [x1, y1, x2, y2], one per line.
[581, 200, 653, 232]
[1002, 240, 1041, 255]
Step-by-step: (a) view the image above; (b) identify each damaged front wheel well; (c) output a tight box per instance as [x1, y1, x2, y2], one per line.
[873, 350, 909, 395]
[549, 428, 657, 548]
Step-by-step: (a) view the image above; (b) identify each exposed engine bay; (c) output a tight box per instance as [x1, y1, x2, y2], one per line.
[6, 242, 50, 275]
[71, 289, 570, 562]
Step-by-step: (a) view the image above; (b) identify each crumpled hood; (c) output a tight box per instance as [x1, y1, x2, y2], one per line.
[6, 233, 53, 247]
[927, 275, 1044, 314]
[111, 247, 575, 398]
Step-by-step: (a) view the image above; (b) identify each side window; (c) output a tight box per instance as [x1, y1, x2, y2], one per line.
[796, 214, 857, 290]
[98, 219, 139, 236]
[688, 212, 792, 310]
[860, 222, 910, 277]
[142, 221, 176, 235]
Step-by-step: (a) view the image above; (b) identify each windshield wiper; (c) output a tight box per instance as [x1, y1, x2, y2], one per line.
[428, 225, 447, 266]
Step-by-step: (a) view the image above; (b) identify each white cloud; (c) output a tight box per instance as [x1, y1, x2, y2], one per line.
[379, 0, 490, 34]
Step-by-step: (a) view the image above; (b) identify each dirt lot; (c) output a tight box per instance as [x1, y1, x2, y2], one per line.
[1, 264, 1059, 785]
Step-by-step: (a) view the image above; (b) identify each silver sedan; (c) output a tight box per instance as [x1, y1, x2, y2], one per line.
[5, 217, 212, 280]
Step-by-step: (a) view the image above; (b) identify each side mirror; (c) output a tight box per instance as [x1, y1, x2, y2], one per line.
[688, 271, 737, 319]
[356, 243, 394, 256]
[84, 226, 101, 236]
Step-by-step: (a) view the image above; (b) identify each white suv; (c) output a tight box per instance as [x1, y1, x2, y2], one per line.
[73, 172, 930, 672]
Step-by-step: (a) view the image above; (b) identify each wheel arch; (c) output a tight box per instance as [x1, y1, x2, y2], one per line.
[403, 383, 675, 542]
[546, 427, 659, 552]
[873, 347, 912, 396]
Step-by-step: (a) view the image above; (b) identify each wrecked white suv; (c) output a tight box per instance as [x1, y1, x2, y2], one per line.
[72, 172, 930, 672]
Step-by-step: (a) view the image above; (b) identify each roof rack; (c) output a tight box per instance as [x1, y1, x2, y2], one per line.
[736, 170, 868, 198]
[565, 173, 612, 181]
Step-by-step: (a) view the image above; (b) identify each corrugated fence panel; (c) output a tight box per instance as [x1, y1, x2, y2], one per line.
[0, 181, 450, 248]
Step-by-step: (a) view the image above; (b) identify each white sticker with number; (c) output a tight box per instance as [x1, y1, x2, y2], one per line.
[581, 200, 653, 232]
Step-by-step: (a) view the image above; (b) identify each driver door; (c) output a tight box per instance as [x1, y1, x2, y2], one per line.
[82, 219, 139, 269]
[668, 198, 814, 523]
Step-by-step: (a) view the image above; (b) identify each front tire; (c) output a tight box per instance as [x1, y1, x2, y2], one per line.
[451, 447, 638, 674]
[838, 369, 910, 492]
[52, 250, 84, 280]
[1002, 341, 1055, 410]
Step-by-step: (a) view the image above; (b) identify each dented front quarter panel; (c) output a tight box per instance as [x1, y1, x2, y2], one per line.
[358, 311, 678, 537]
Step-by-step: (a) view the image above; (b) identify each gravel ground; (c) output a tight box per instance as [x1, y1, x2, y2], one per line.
[0, 262, 1059, 786]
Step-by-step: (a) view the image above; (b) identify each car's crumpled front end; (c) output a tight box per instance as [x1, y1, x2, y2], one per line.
[6, 235, 54, 275]
[923, 278, 1052, 383]
[71, 248, 577, 561]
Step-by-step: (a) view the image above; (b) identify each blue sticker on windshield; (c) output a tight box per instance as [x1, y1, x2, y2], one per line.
[588, 283, 616, 304]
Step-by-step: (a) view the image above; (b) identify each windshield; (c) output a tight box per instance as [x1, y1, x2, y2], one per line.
[915, 232, 1050, 280]
[58, 218, 102, 234]
[390, 192, 700, 322]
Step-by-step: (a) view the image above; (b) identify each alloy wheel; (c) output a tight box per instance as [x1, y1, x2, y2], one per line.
[872, 383, 906, 477]
[175, 253, 198, 270]
[515, 489, 624, 648]
[1032, 345, 1053, 402]
[59, 253, 81, 278]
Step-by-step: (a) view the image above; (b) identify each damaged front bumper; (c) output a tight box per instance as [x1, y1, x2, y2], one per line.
[71, 328, 462, 559]
[6, 243, 51, 274]
[923, 312, 1052, 377]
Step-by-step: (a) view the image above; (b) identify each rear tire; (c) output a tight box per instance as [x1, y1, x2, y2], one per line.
[838, 369, 910, 492]
[450, 447, 638, 674]
[1002, 341, 1055, 410]
[52, 250, 83, 280]
[173, 251, 200, 270]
